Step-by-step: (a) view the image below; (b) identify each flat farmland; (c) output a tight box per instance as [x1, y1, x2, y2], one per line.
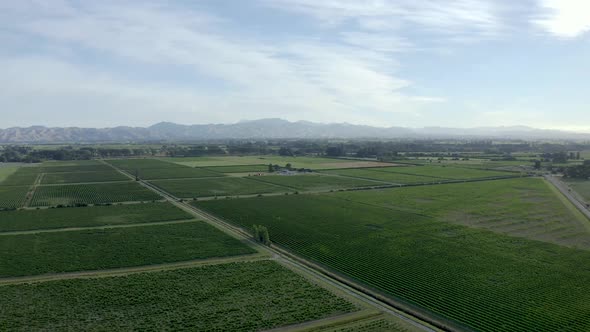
[0, 186, 29, 209]
[41, 160, 103, 167]
[0, 168, 40, 186]
[0, 202, 191, 232]
[333, 177, 590, 248]
[372, 165, 514, 180]
[150, 177, 288, 198]
[164, 156, 394, 170]
[41, 171, 128, 184]
[252, 174, 382, 191]
[0, 166, 18, 183]
[0, 261, 355, 331]
[204, 164, 269, 173]
[196, 189, 590, 331]
[30, 182, 161, 207]
[322, 168, 437, 185]
[0, 221, 255, 277]
[135, 167, 221, 180]
[107, 158, 185, 171]
[39, 164, 113, 173]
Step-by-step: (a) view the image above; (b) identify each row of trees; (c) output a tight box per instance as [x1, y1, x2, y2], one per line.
[564, 161, 590, 179]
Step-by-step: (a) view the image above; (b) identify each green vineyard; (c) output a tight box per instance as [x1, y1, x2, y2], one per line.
[30, 182, 161, 207]
[197, 190, 590, 331]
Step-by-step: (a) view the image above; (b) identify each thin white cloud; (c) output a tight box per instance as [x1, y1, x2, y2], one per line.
[534, 0, 590, 38]
[0, 0, 445, 127]
[262, 0, 504, 37]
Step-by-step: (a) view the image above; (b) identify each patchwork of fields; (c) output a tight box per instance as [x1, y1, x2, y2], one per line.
[251, 174, 383, 191]
[322, 165, 518, 184]
[1, 156, 587, 331]
[0, 158, 378, 331]
[163, 155, 394, 169]
[0, 202, 191, 232]
[196, 177, 590, 331]
[0, 261, 356, 331]
[0, 221, 256, 277]
[150, 176, 288, 198]
[31, 182, 161, 206]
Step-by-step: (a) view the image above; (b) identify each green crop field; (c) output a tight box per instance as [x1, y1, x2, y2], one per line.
[135, 167, 221, 180]
[107, 158, 185, 170]
[322, 168, 437, 185]
[42, 160, 103, 167]
[41, 171, 128, 184]
[332, 177, 590, 248]
[0, 186, 29, 209]
[150, 177, 287, 198]
[0, 202, 191, 232]
[0, 222, 255, 277]
[164, 155, 391, 169]
[252, 174, 382, 191]
[0, 168, 40, 186]
[0, 167, 18, 183]
[563, 178, 590, 202]
[372, 165, 514, 180]
[30, 182, 161, 207]
[205, 164, 270, 173]
[39, 164, 114, 173]
[196, 185, 590, 332]
[0, 261, 355, 331]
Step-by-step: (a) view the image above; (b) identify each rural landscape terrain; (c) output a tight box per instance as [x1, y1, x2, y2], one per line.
[1, 138, 590, 331]
[2, 0, 590, 329]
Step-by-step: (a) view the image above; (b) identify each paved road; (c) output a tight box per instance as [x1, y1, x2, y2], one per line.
[544, 175, 590, 221]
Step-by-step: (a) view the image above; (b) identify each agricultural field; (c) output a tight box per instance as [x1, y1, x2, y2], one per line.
[392, 158, 533, 171]
[0, 167, 40, 186]
[0, 186, 29, 209]
[372, 165, 515, 180]
[0, 261, 356, 331]
[322, 168, 437, 185]
[150, 177, 288, 198]
[0, 221, 255, 277]
[0, 202, 191, 232]
[41, 170, 128, 184]
[30, 182, 161, 207]
[38, 164, 113, 173]
[204, 164, 269, 173]
[107, 158, 185, 171]
[134, 167, 221, 180]
[164, 155, 394, 170]
[562, 178, 590, 202]
[196, 183, 590, 332]
[334, 177, 590, 249]
[0, 166, 18, 183]
[252, 174, 382, 191]
[41, 160, 104, 167]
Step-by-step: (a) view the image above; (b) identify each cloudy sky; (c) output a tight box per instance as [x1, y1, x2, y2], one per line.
[1, 1, 589, 130]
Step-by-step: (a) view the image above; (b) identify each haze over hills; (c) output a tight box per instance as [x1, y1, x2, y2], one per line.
[1, 119, 589, 143]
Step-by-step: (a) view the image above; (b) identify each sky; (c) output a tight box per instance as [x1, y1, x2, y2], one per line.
[0, 0, 589, 131]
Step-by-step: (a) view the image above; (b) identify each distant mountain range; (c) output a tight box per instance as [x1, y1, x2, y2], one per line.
[1, 119, 589, 143]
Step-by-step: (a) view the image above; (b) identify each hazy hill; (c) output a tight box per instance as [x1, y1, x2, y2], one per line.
[1, 119, 588, 143]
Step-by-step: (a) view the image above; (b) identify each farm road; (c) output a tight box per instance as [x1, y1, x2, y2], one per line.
[0, 218, 198, 236]
[0, 253, 268, 286]
[545, 175, 590, 222]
